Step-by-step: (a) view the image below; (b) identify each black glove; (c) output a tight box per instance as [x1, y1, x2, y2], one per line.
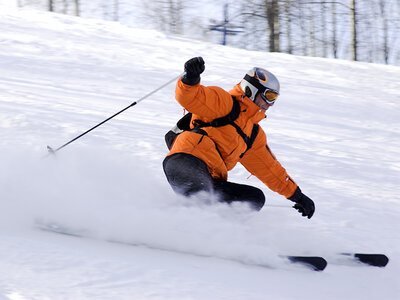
[181, 57, 205, 85]
[288, 187, 315, 219]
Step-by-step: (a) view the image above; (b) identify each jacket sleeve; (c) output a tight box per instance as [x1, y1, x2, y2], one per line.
[239, 128, 298, 198]
[175, 78, 232, 119]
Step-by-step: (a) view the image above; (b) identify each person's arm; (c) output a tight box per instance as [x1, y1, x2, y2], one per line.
[240, 128, 315, 218]
[175, 57, 232, 119]
[240, 128, 297, 198]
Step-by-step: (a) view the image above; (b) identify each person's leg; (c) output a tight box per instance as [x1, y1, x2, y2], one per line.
[163, 153, 214, 196]
[163, 153, 265, 210]
[212, 179, 265, 211]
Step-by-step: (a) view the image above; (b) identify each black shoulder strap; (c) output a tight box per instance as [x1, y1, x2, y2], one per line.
[191, 96, 259, 157]
[238, 124, 259, 158]
[193, 96, 240, 128]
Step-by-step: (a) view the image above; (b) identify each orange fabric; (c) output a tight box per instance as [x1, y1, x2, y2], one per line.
[166, 78, 298, 198]
[239, 128, 298, 198]
[168, 131, 228, 180]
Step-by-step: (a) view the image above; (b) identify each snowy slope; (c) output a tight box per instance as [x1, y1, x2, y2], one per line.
[0, 8, 400, 300]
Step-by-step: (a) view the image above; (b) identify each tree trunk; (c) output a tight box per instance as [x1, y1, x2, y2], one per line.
[351, 0, 358, 61]
[379, 0, 389, 64]
[331, 1, 337, 58]
[75, 0, 80, 16]
[265, 0, 279, 52]
[63, 0, 68, 14]
[309, 6, 316, 56]
[284, 0, 293, 54]
[114, 0, 119, 21]
[299, 2, 308, 56]
[49, 0, 54, 12]
[321, 2, 327, 57]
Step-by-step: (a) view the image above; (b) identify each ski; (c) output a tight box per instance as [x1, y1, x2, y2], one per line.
[36, 220, 328, 272]
[287, 256, 327, 271]
[35, 221, 389, 271]
[286, 253, 389, 270]
[340, 253, 389, 267]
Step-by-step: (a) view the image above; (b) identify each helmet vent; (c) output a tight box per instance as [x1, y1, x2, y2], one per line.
[256, 69, 266, 81]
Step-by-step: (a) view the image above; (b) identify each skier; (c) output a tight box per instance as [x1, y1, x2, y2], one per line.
[163, 57, 315, 218]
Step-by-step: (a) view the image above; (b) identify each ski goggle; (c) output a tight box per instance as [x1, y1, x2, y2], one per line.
[261, 88, 279, 104]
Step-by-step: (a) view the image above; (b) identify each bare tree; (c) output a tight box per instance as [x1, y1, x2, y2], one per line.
[308, 4, 316, 56]
[114, 0, 119, 21]
[299, 2, 308, 56]
[75, 0, 80, 16]
[331, 1, 338, 58]
[62, 0, 68, 14]
[379, 0, 389, 64]
[351, 0, 358, 61]
[283, 0, 293, 54]
[49, 0, 54, 12]
[236, 1, 268, 51]
[320, 2, 328, 57]
[265, 0, 280, 52]
[143, 0, 184, 34]
[14, 0, 400, 66]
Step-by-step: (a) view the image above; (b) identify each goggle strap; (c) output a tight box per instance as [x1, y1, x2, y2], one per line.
[244, 74, 268, 94]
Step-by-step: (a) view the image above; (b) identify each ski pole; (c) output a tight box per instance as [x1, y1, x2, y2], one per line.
[46, 72, 185, 155]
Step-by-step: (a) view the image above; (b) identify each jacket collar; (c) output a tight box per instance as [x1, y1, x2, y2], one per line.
[229, 83, 266, 122]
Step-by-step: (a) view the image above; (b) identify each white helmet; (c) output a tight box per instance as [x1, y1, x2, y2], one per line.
[240, 67, 280, 101]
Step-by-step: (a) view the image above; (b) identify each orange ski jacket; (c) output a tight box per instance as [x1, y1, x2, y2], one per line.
[166, 78, 298, 199]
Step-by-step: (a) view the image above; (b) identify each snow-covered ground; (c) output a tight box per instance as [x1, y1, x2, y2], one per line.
[0, 8, 399, 300]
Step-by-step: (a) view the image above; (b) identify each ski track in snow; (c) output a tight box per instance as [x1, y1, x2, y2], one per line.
[0, 8, 400, 300]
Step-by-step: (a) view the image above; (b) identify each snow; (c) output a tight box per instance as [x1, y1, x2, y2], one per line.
[0, 8, 400, 300]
